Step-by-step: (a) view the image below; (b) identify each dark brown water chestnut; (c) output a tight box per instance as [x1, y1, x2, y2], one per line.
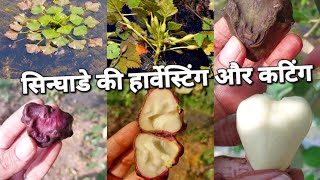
[224, 0, 294, 61]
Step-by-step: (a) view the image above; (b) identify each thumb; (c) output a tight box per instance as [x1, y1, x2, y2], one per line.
[214, 36, 247, 73]
[0, 134, 37, 179]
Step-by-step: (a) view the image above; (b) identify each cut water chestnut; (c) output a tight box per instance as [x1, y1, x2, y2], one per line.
[21, 102, 74, 148]
[135, 134, 184, 179]
[138, 88, 185, 134]
[135, 89, 185, 179]
[224, 0, 294, 61]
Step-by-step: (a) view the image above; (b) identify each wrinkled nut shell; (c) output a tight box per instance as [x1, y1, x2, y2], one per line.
[224, 0, 294, 61]
[21, 102, 73, 148]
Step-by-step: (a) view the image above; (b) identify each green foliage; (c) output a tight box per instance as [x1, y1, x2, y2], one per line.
[167, 21, 182, 31]
[178, 81, 214, 116]
[42, 29, 60, 39]
[305, 173, 315, 180]
[200, 149, 214, 179]
[5, 0, 102, 55]
[291, 0, 320, 37]
[110, 40, 141, 74]
[200, 149, 214, 165]
[107, 0, 214, 73]
[70, 5, 84, 15]
[157, 0, 178, 18]
[70, 14, 84, 25]
[73, 25, 88, 36]
[303, 146, 320, 167]
[107, 81, 142, 107]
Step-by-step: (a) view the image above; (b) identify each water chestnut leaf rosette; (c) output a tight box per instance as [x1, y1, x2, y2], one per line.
[5, 0, 103, 55]
[21, 102, 74, 148]
[107, 0, 213, 74]
[134, 89, 186, 179]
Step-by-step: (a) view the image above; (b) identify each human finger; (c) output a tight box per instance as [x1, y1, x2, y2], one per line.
[107, 121, 140, 168]
[0, 98, 44, 150]
[109, 148, 135, 178]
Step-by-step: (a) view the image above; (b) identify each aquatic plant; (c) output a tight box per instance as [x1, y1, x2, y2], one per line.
[5, 0, 102, 55]
[107, 0, 213, 74]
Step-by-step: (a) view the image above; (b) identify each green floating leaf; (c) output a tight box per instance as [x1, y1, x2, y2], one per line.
[70, 14, 83, 25]
[53, 0, 70, 6]
[54, 12, 68, 22]
[46, 5, 63, 14]
[85, 1, 101, 12]
[27, 32, 42, 41]
[14, 13, 28, 25]
[107, 43, 120, 59]
[157, 0, 178, 18]
[70, 5, 84, 15]
[26, 20, 41, 31]
[31, 5, 45, 15]
[52, 36, 69, 47]
[38, 15, 52, 26]
[127, 0, 141, 8]
[42, 29, 60, 39]
[68, 40, 86, 50]
[39, 44, 58, 55]
[202, 17, 214, 31]
[83, 16, 99, 28]
[107, 0, 125, 13]
[167, 21, 182, 31]
[57, 24, 73, 34]
[194, 33, 207, 46]
[73, 25, 88, 36]
[303, 147, 320, 167]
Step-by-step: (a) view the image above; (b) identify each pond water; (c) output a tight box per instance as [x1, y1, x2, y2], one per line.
[0, 0, 106, 78]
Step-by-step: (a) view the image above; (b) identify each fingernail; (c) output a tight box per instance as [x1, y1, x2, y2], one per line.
[272, 174, 291, 180]
[15, 136, 34, 161]
[219, 36, 243, 67]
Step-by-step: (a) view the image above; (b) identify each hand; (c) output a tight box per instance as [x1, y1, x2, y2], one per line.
[0, 98, 62, 180]
[107, 121, 143, 180]
[214, 17, 306, 180]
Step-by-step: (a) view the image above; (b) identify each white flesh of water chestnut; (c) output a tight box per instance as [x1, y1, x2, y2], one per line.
[237, 94, 312, 170]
